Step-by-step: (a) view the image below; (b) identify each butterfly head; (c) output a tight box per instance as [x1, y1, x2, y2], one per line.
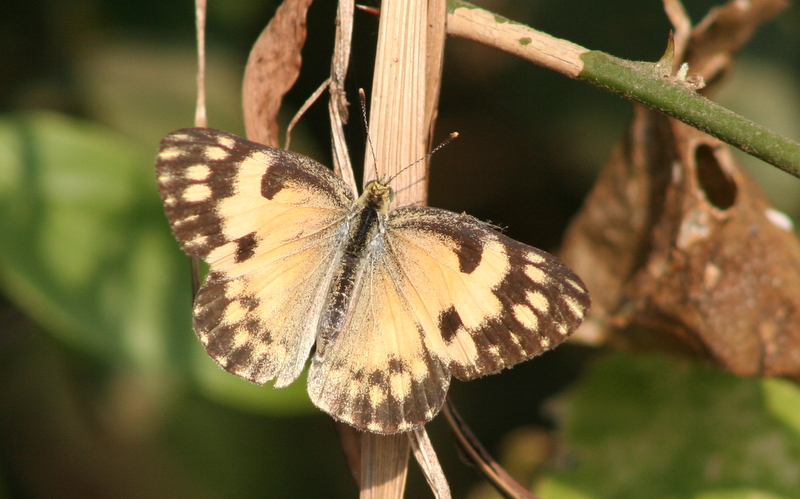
[360, 180, 394, 214]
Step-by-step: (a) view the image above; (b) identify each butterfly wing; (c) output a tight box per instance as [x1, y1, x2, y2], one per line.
[307, 205, 589, 433]
[156, 128, 354, 387]
[385, 207, 590, 380]
[306, 241, 450, 434]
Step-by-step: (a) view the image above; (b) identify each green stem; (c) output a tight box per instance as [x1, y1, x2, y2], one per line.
[579, 51, 800, 177]
[447, 1, 800, 179]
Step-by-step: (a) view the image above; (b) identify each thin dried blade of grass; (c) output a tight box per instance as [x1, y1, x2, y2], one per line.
[194, 0, 207, 128]
[329, 0, 357, 193]
[444, 400, 536, 499]
[242, 0, 313, 147]
[424, 0, 447, 150]
[190, 0, 208, 297]
[365, 0, 430, 206]
[285, 77, 330, 150]
[409, 429, 451, 499]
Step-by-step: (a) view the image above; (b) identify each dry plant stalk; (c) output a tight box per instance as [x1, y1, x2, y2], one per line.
[237, 0, 451, 496]
[359, 0, 450, 498]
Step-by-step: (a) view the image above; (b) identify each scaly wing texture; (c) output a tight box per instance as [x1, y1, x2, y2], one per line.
[307, 206, 589, 433]
[156, 128, 354, 387]
[306, 243, 450, 434]
[385, 207, 590, 381]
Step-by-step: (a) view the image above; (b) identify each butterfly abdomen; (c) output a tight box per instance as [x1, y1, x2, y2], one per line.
[316, 200, 385, 355]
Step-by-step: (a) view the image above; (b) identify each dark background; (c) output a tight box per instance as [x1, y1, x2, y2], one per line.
[1, 0, 798, 497]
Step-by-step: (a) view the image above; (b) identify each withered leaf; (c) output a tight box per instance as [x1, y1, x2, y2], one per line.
[242, 0, 314, 147]
[560, 0, 800, 380]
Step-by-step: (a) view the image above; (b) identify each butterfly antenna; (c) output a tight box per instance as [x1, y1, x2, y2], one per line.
[385, 131, 459, 185]
[359, 89, 380, 182]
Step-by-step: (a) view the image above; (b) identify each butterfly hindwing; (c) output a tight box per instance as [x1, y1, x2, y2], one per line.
[156, 128, 354, 387]
[306, 243, 450, 434]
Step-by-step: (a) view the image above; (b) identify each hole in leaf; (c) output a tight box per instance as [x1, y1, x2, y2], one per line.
[695, 144, 736, 210]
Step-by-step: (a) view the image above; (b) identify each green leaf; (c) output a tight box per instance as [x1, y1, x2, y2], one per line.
[0, 111, 312, 416]
[538, 353, 800, 498]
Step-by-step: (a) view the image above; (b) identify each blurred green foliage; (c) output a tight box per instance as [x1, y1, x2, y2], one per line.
[538, 354, 800, 498]
[1, 0, 799, 498]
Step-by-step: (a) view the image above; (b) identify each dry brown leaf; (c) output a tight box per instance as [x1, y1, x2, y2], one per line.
[561, 0, 800, 380]
[621, 118, 800, 379]
[242, 0, 313, 146]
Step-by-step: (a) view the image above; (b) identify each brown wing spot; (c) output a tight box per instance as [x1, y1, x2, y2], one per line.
[368, 369, 386, 386]
[438, 306, 465, 343]
[387, 356, 408, 374]
[260, 155, 327, 200]
[234, 232, 258, 263]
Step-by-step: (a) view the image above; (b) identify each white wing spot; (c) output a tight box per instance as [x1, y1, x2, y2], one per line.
[557, 323, 569, 336]
[164, 195, 177, 206]
[526, 290, 550, 314]
[224, 301, 248, 325]
[369, 385, 387, 406]
[170, 133, 192, 141]
[539, 336, 551, 348]
[204, 146, 230, 161]
[526, 252, 547, 264]
[188, 234, 209, 249]
[231, 328, 250, 348]
[563, 277, 583, 293]
[217, 135, 237, 148]
[524, 264, 548, 285]
[182, 183, 213, 202]
[159, 148, 184, 160]
[390, 372, 412, 398]
[251, 339, 271, 359]
[563, 295, 585, 319]
[176, 214, 200, 226]
[185, 164, 212, 181]
[512, 303, 539, 330]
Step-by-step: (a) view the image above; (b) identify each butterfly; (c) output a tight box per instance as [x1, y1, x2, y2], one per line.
[155, 127, 590, 434]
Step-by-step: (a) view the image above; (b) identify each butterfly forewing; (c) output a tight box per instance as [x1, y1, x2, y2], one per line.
[383, 207, 590, 380]
[156, 128, 354, 387]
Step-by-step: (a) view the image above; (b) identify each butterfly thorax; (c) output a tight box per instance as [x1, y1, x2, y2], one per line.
[360, 180, 393, 214]
[315, 180, 394, 357]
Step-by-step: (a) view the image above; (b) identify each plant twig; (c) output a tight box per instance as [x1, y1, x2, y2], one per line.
[443, 399, 537, 499]
[447, 0, 800, 178]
